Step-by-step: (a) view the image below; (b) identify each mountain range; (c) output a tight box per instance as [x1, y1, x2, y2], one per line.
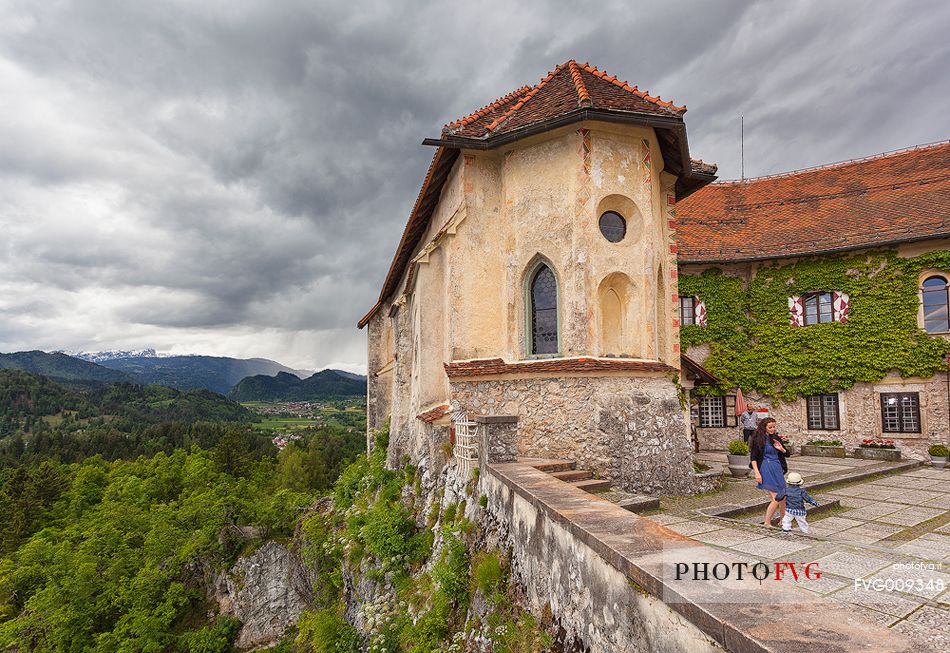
[0, 351, 133, 385]
[0, 350, 365, 399]
[91, 354, 312, 395]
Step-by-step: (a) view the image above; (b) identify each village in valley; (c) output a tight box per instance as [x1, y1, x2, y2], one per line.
[243, 399, 367, 450]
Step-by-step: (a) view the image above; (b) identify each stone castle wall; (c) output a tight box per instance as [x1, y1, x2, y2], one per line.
[692, 377, 949, 459]
[451, 374, 695, 495]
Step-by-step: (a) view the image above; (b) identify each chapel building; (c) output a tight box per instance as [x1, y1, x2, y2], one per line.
[359, 61, 716, 495]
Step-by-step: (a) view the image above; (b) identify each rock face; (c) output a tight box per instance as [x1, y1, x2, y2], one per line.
[212, 541, 312, 650]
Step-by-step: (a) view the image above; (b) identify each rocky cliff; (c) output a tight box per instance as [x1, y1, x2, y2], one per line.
[208, 425, 560, 651]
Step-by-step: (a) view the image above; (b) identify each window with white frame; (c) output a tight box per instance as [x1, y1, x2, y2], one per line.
[922, 275, 949, 333]
[806, 394, 840, 430]
[679, 296, 696, 326]
[880, 392, 920, 433]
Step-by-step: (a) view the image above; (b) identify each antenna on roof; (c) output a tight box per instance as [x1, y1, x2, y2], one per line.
[740, 116, 745, 181]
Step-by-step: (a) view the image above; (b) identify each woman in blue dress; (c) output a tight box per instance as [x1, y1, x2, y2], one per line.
[749, 418, 787, 527]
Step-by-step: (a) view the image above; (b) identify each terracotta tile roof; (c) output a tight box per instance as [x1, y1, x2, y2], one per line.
[443, 60, 685, 140]
[416, 404, 450, 423]
[690, 159, 718, 176]
[444, 357, 676, 379]
[677, 141, 950, 263]
[358, 146, 459, 328]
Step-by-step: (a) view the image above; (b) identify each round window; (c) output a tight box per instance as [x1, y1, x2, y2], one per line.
[599, 211, 626, 243]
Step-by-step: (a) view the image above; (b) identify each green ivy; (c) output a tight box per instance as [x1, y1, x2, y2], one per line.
[679, 250, 950, 401]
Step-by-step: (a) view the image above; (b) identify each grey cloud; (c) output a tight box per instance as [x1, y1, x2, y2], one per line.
[1, 0, 948, 370]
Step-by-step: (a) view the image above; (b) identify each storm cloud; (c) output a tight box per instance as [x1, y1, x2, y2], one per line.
[0, 0, 947, 371]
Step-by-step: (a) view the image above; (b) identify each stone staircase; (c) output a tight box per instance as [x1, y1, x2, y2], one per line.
[520, 457, 658, 513]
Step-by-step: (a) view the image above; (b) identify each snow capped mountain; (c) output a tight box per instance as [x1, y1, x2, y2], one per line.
[72, 348, 162, 363]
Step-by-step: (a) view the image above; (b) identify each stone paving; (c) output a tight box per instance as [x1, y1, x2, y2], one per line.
[647, 454, 950, 650]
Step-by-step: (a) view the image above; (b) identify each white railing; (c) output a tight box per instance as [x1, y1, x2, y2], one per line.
[452, 412, 479, 478]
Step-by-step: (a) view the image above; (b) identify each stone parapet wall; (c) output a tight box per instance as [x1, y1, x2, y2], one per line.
[475, 414, 519, 465]
[481, 463, 913, 653]
[481, 466, 725, 653]
[452, 374, 694, 495]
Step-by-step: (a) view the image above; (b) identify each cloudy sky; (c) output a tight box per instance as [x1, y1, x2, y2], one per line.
[1, 0, 947, 372]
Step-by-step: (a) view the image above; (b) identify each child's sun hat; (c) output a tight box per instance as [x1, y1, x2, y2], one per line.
[786, 472, 803, 485]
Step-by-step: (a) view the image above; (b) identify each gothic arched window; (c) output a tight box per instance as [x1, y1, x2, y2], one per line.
[529, 264, 559, 355]
[922, 275, 949, 333]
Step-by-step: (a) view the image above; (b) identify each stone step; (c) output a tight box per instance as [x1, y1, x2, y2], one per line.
[520, 457, 576, 473]
[572, 478, 612, 493]
[551, 469, 593, 482]
[617, 495, 661, 514]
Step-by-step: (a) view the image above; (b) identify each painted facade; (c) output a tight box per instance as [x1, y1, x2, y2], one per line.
[361, 61, 718, 495]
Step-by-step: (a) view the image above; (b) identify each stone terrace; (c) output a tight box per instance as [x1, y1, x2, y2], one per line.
[645, 454, 950, 650]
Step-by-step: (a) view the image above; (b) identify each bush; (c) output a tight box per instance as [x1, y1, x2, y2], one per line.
[727, 440, 749, 456]
[179, 616, 242, 653]
[442, 502, 457, 523]
[400, 593, 450, 653]
[297, 607, 360, 653]
[432, 532, 469, 605]
[472, 551, 503, 598]
[860, 438, 896, 449]
[929, 444, 949, 457]
[361, 499, 415, 563]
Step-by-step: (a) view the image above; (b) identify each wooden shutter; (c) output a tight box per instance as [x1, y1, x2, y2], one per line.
[788, 296, 804, 327]
[832, 291, 850, 323]
[694, 297, 708, 327]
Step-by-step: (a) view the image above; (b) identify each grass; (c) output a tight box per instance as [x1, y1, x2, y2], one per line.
[253, 417, 323, 432]
[41, 411, 106, 427]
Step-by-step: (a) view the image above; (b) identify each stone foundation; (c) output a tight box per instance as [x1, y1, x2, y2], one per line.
[452, 374, 694, 495]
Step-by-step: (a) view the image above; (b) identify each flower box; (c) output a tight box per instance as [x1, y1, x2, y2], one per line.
[853, 447, 901, 461]
[800, 444, 846, 458]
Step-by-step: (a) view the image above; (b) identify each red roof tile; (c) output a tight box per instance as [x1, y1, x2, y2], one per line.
[444, 357, 676, 379]
[677, 142, 950, 263]
[416, 404, 450, 423]
[443, 60, 685, 140]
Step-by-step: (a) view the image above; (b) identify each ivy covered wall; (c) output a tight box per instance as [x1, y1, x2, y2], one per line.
[678, 249, 950, 401]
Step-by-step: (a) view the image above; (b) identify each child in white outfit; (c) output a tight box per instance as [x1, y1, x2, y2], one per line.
[778, 472, 819, 533]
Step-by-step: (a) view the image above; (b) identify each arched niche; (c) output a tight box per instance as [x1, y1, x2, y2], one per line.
[594, 194, 644, 245]
[598, 272, 636, 356]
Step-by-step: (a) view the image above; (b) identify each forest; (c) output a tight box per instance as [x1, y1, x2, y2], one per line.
[0, 368, 366, 652]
